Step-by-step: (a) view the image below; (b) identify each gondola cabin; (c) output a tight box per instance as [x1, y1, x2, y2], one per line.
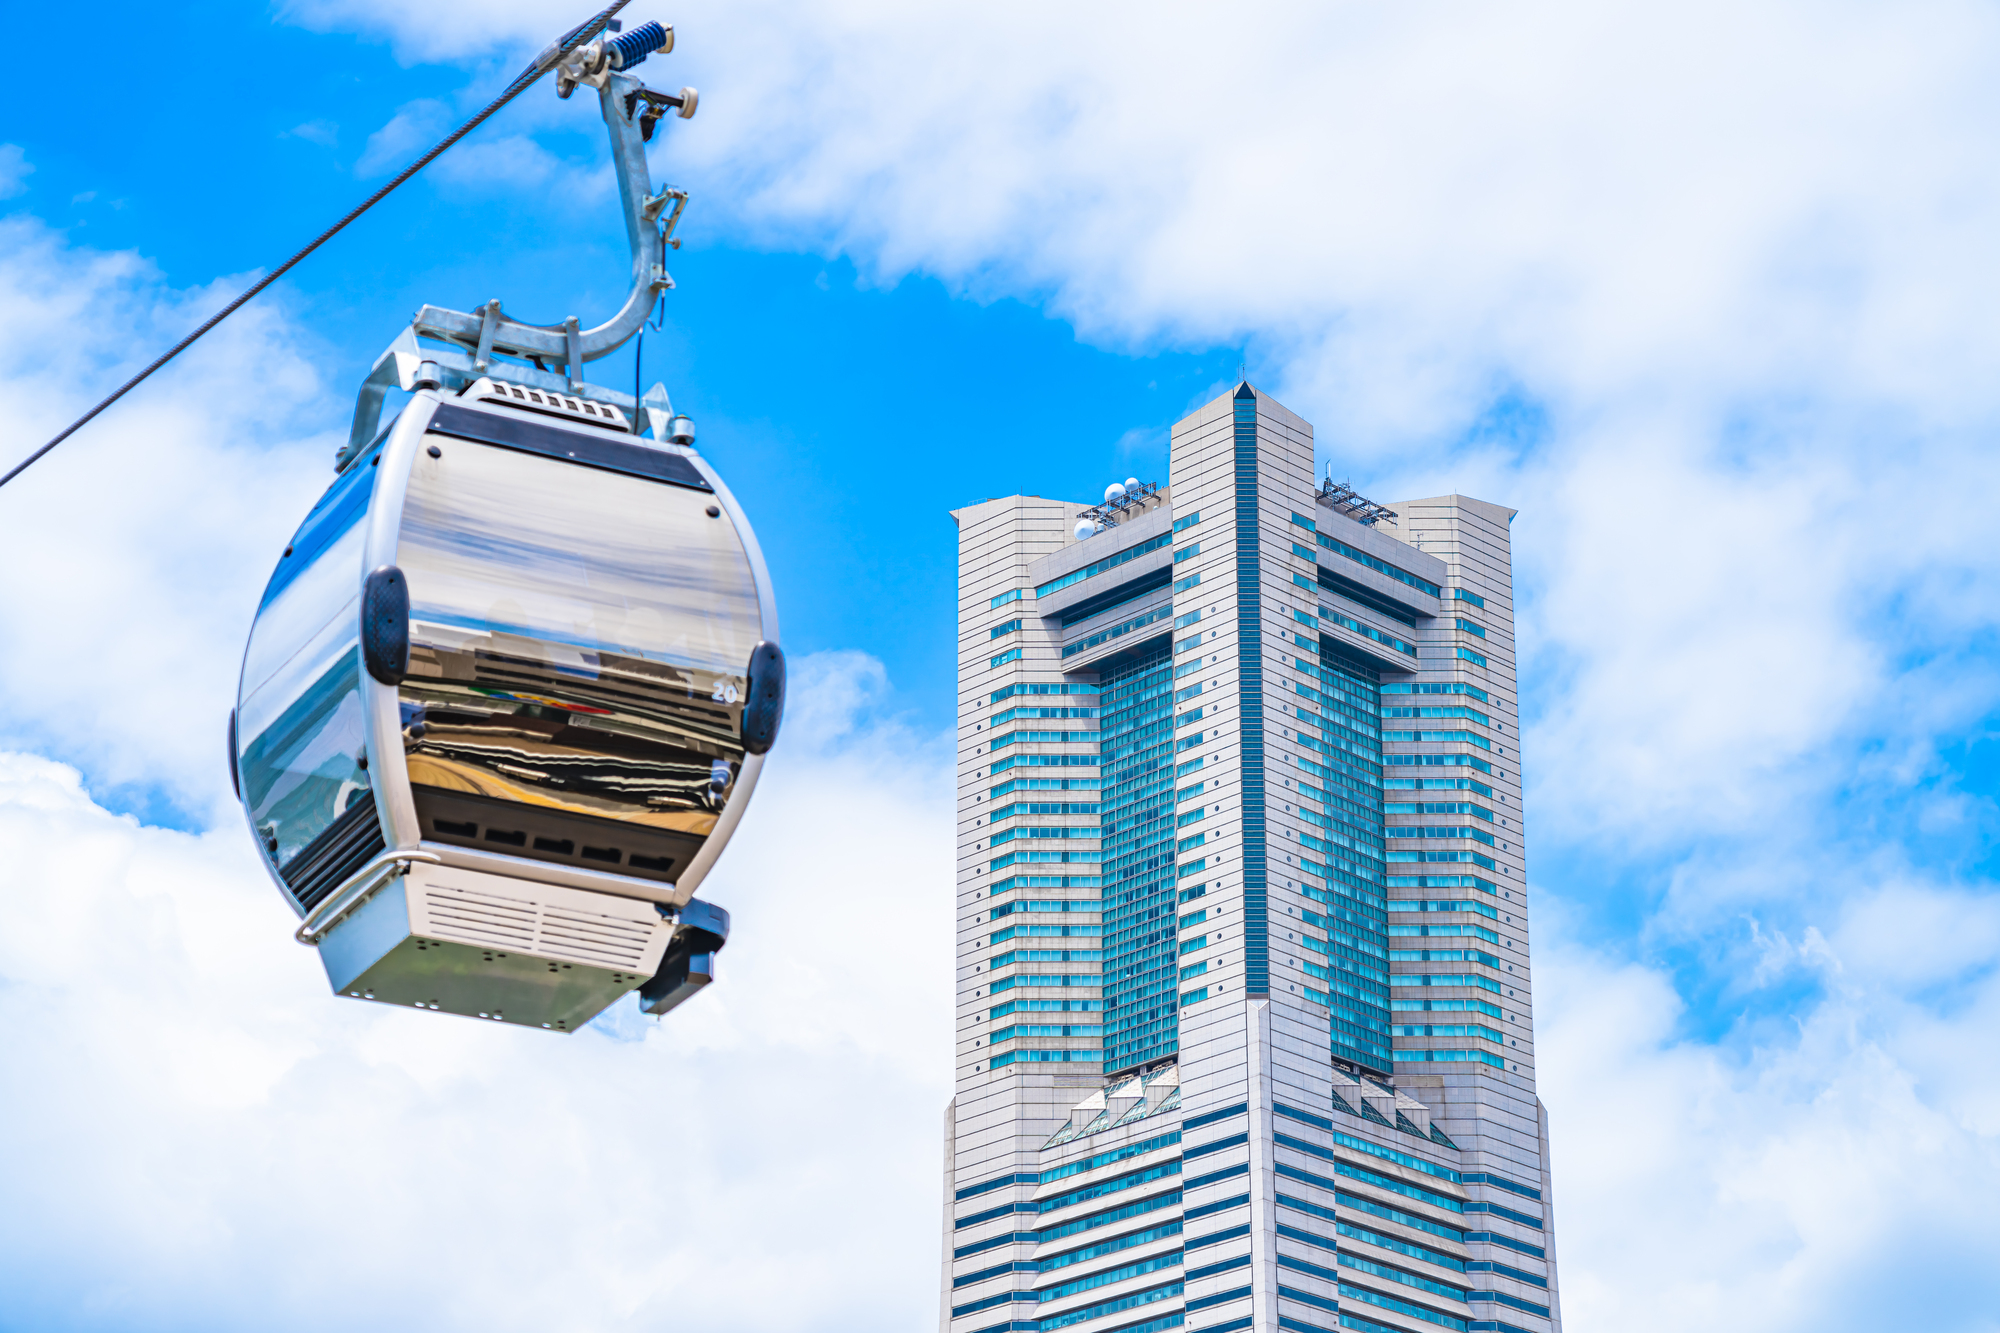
[232, 379, 779, 1030]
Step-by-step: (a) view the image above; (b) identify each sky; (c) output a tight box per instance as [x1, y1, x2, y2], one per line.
[1, 1, 1998, 1330]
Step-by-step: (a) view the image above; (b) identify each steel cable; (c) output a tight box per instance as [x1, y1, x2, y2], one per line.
[0, 0, 632, 491]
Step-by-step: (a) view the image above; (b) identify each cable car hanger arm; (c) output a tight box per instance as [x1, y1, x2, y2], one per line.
[408, 73, 695, 371]
[343, 58, 698, 459]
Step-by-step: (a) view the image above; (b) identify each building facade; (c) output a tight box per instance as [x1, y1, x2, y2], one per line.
[941, 384, 1561, 1333]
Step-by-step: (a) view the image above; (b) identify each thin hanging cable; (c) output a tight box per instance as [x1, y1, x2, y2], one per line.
[0, 0, 632, 493]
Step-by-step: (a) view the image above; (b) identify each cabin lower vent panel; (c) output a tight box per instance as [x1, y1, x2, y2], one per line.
[282, 792, 386, 912]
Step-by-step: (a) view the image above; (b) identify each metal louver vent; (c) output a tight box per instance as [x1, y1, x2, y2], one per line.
[281, 792, 386, 911]
[462, 376, 629, 432]
[422, 885, 538, 951]
[539, 908, 653, 970]
[414, 880, 659, 972]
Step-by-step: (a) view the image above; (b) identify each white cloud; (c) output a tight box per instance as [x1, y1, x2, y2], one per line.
[0, 652, 954, 1331]
[357, 98, 455, 177]
[286, 118, 340, 147]
[1537, 917, 2000, 1331]
[428, 132, 589, 195]
[0, 216, 334, 823]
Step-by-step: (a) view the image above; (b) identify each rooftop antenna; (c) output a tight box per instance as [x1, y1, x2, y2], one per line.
[1317, 472, 1399, 526]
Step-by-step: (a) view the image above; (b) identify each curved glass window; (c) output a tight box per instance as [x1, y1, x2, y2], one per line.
[237, 453, 378, 879]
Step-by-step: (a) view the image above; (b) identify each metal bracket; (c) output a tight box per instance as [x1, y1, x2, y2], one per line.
[563, 315, 583, 390]
[473, 298, 502, 372]
[346, 67, 697, 454]
[624, 85, 698, 142]
[335, 337, 677, 467]
[640, 382, 677, 440]
[646, 187, 690, 252]
[294, 849, 443, 945]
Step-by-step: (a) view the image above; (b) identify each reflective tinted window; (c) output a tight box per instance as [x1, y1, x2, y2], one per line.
[238, 650, 369, 872]
[238, 454, 377, 874]
[397, 437, 761, 677]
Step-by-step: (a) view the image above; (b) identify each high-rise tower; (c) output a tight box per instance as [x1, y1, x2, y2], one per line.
[942, 385, 1561, 1333]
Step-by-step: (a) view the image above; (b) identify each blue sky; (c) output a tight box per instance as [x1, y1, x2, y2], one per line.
[2, 1, 2000, 1330]
[0, 2, 1238, 765]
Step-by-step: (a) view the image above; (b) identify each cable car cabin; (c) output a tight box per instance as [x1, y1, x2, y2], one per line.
[231, 379, 781, 1031]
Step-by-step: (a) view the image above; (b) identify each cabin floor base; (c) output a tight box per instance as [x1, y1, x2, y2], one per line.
[315, 862, 675, 1032]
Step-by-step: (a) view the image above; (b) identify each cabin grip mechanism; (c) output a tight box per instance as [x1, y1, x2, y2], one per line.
[342, 30, 700, 462]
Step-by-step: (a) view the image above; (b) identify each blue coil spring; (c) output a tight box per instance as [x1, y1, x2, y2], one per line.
[609, 21, 669, 70]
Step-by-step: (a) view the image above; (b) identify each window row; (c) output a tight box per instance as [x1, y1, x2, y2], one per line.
[1319, 607, 1417, 657]
[1062, 605, 1175, 659]
[1381, 705, 1490, 727]
[990, 706, 1101, 724]
[986, 1050, 1102, 1069]
[989, 998, 1103, 1018]
[1390, 899, 1499, 921]
[1395, 1049, 1508, 1070]
[987, 802, 1101, 823]
[989, 777, 1101, 798]
[988, 851, 1102, 870]
[1387, 923, 1500, 944]
[1392, 996, 1503, 1018]
[1383, 874, 1498, 894]
[1038, 1220, 1185, 1274]
[1388, 825, 1496, 845]
[988, 755, 1102, 773]
[991, 683, 1100, 703]
[989, 731, 1102, 749]
[1393, 1022, 1502, 1042]
[1388, 947, 1502, 966]
[988, 1024, 1104, 1042]
[1034, 533, 1172, 598]
[990, 899, 1104, 919]
[1384, 754, 1494, 775]
[986, 971, 1102, 992]
[1383, 777, 1494, 796]
[1382, 681, 1488, 702]
[989, 925, 1102, 944]
[1383, 801, 1493, 820]
[1380, 729, 1491, 751]
[987, 948, 1105, 966]
[1310, 528, 1445, 597]
[989, 826, 1101, 845]
[986, 875, 1102, 893]
[1392, 972, 1505, 996]
[1386, 851, 1498, 871]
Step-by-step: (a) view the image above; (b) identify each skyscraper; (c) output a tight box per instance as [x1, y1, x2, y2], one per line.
[941, 384, 1561, 1333]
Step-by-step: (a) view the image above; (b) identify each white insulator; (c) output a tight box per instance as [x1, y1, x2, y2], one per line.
[1104, 482, 1126, 503]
